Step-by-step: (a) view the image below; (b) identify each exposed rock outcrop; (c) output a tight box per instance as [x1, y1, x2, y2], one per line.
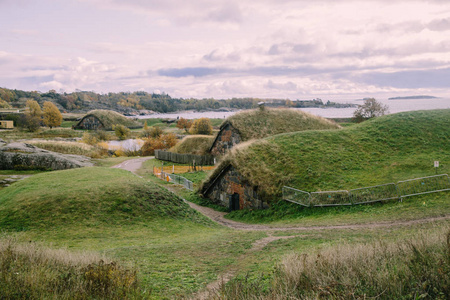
[0, 142, 93, 170]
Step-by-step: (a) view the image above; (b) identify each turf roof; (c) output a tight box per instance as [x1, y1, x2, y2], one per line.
[201, 109, 450, 202]
[75, 109, 141, 130]
[218, 108, 341, 141]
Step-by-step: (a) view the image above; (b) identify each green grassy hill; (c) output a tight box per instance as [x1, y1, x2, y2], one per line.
[223, 108, 341, 141]
[0, 167, 204, 230]
[204, 109, 450, 199]
[169, 135, 214, 155]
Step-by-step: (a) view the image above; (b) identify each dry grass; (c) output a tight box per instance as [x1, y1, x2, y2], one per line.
[217, 226, 450, 299]
[0, 238, 141, 299]
[225, 108, 341, 141]
[169, 135, 214, 155]
[26, 139, 107, 158]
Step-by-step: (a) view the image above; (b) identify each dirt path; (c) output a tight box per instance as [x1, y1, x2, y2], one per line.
[112, 157, 450, 299]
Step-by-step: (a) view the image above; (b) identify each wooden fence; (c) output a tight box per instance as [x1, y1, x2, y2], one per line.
[155, 150, 215, 165]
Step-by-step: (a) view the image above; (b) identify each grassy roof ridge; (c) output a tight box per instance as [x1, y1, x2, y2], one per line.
[202, 109, 450, 201]
[169, 135, 215, 155]
[83, 109, 141, 129]
[224, 108, 341, 141]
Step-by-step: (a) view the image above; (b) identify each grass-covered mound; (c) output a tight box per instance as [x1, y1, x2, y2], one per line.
[202, 109, 450, 200]
[169, 135, 214, 155]
[74, 109, 141, 130]
[0, 167, 203, 230]
[222, 108, 341, 141]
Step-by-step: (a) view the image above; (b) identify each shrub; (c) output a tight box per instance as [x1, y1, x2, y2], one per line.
[353, 98, 389, 123]
[189, 118, 213, 135]
[176, 117, 193, 132]
[113, 124, 131, 140]
[141, 133, 178, 156]
[141, 126, 163, 138]
[82, 132, 98, 145]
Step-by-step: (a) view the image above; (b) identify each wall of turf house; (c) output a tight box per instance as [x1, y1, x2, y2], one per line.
[209, 122, 241, 157]
[203, 165, 268, 210]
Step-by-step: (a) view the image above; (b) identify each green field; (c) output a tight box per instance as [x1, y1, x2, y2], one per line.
[1, 110, 449, 299]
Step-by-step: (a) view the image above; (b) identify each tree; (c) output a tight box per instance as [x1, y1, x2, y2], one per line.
[141, 133, 178, 156]
[26, 99, 42, 118]
[189, 118, 213, 135]
[353, 98, 389, 123]
[24, 99, 42, 132]
[176, 117, 193, 132]
[113, 124, 131, 140]
[42, 101, 62, 128]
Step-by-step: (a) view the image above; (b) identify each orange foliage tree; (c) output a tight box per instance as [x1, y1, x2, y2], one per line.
[141, 133, 178, 156]
[176, 118, 193, 132]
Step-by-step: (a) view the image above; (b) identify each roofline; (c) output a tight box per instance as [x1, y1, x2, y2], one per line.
[201, 163, 232, 196]
[74, 114, 106, 129]
[209, 120, 232, 152]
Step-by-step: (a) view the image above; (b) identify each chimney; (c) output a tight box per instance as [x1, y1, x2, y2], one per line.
[258, 101, 265, 111]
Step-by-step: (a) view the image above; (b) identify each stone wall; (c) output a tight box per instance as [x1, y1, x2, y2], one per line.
[205, 165, 267, 210]
[210, 123, 241, 156]
[77, 116, 104, 130]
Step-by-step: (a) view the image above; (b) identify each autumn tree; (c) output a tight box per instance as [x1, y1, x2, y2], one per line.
[176, 117, 193, 132]
[189, 118, 213, 135]
[113, 124, 131, 140]
[353, 98, 389, 123]
[141, 133, 178, 156]
[24, 99, 42, 132]
[42, 101, 63, 128]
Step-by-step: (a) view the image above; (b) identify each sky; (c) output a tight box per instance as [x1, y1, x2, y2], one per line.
[1, 0, 450, 100]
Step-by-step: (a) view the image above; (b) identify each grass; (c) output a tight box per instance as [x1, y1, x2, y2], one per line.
[0, 127, 83, 141]
[217, 224, 450, 300]
[74, 110, 142, 130]
[25, 139, 107, 158]
[169, 135, 214, 155]
[0, 238, 142, 299]
[224, 108, 340, 141]
[203, 109, 450, 201]
[226, 192, 450, 226]
[0, 167, 208, 230]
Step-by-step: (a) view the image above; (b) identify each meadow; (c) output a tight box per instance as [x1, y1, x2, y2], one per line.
[0, 110, 449, 299]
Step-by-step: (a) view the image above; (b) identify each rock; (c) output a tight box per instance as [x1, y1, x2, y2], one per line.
[0, 142, 93, 170]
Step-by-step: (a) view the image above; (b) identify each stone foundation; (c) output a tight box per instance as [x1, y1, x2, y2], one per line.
[210, 123, 241, 156]
[205, 165, 267, 210]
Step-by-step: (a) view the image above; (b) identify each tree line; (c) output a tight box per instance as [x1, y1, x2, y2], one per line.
[0, 88, 355, 114]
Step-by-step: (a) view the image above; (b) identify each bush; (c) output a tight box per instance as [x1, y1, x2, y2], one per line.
[176, 118, 193, 132]
[141, 133, 178, 156]
[189, 118, 213, 135]
[113, 124, 131, 140]
[353, 98, 389, 123]
[141, 126, 163, 138]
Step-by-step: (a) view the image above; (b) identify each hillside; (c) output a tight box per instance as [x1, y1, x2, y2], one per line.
[202, 109, 450, 200]
[0, 167, 204, 230]
[169, 135, 214, 155]
[222, 108, 341, 141]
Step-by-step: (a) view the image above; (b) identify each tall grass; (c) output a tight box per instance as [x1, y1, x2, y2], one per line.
[216, 226, 450, 299]
[26, 139, 108, 158]
[0, 238, 142, 299]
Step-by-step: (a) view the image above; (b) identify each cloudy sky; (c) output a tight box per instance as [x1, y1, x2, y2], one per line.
[1, 0, 450, 99]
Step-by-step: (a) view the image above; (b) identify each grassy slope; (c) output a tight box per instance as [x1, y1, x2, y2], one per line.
[169, 135, 214, 155]
[225, 108, 340, 141]
[0, 167, 206, 230]
[0, 167, 264, 297]
[224, 109, 449, 196]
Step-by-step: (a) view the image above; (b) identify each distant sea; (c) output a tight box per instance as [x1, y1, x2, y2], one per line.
[135, 97, 450, 119]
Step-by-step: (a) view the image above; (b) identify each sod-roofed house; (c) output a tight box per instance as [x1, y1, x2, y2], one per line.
[201, 109, 450, 210]
[74, 110, 141, 130]
[209, 108, 341, 156]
